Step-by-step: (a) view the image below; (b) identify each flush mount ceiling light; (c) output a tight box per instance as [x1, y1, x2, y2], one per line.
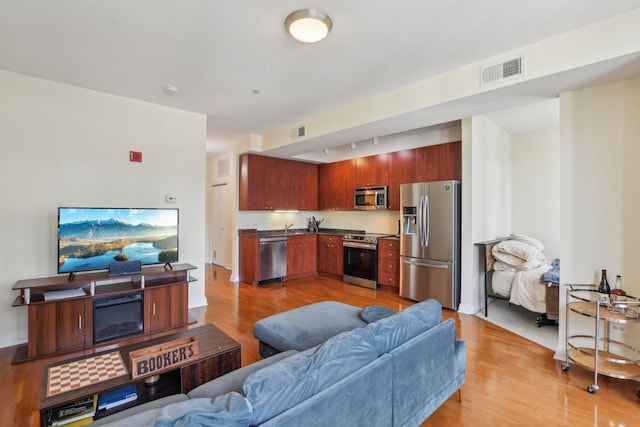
[164, 85, 179, 95]
[285, 9, 332, 43]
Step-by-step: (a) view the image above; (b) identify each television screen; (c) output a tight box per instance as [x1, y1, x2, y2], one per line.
[58, 207, 179, 274]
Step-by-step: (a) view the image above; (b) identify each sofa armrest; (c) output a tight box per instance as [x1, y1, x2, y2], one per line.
[187, 350, 298, 399]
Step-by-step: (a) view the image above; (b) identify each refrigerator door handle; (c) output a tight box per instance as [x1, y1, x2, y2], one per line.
[418, 195, 424, 247]
[424, 195, 430, 247]
[402, 259, 448, 269]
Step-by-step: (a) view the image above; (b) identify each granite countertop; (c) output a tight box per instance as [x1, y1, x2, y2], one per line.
[239, 228, 365, 238]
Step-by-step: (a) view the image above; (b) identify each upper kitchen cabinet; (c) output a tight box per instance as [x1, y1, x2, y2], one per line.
[239, 154, 318, 211]
[355, 154, 389, 187]
[318, 159, 356, 210]
[239, 154, 283, 210]
[387, 149, 416, 210]
[414, 141, 462, 183]
[288, 160, 318, 211]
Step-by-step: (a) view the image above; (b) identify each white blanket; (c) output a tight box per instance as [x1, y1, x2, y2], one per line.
[491, 271, 515, 297]
[508, 262, 552, 313]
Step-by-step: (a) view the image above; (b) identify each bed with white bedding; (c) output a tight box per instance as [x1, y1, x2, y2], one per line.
[476, 234, 560, 327]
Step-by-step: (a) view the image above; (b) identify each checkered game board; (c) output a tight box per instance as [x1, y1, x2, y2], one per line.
[46, 351, 128, 397]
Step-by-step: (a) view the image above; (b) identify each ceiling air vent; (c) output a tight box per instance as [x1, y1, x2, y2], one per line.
[480, 56, 524, 87]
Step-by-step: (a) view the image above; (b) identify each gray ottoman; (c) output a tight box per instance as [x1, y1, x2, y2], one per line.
[253, 301, 367, 357]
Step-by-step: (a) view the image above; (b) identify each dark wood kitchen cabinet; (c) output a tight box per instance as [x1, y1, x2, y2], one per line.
[318, 159, 356, 210]
[239, 153, 317, 211]
[317, 235, 343, 279]
[288, 160, 318, 211]
[378, 238, 400, 289]
[355, 153, 389, 187]
[287, 235, 317, 278]
[239, 154, 284, 210]
[415, 141, 461, 183]
[238, 235, 259, 285]
[387, 149, 416, 210]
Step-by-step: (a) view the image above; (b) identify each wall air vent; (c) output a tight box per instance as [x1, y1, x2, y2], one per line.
[480, 56, 524, 87]
[291, 125, 306, 140]
[217, 157, 230, 178]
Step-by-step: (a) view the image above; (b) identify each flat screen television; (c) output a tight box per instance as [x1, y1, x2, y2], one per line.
[58, 207, 179, 275]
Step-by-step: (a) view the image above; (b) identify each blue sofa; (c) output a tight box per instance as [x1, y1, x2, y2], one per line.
[89, 299, 466, 427]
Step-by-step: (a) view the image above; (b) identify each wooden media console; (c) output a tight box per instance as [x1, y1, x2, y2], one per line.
[12, 263, 197, 362]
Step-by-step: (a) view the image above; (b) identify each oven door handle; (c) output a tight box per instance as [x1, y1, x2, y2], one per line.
[343, 241, 376, 250]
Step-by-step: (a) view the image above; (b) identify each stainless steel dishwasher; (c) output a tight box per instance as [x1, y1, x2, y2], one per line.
[259, 236, 287, 283]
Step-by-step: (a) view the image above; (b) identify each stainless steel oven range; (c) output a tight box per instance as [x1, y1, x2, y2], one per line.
[343, 233, 393, 289]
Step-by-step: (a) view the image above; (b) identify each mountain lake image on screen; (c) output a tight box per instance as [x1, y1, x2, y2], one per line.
[57, 207, 179, 274]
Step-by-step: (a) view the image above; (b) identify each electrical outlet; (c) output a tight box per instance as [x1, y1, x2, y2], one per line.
[611, 324, 626, 333]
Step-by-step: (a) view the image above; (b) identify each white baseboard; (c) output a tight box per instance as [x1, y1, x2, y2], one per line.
[188, 296, 208, 309]
[458, 302, 480, 315]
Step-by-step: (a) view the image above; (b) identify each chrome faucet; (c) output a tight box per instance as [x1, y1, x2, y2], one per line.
[284, 223, 294, 233]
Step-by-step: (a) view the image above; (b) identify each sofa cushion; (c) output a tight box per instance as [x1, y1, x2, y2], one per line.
[359, 305, 396, 323]
[365, 299, 442, 354]
[243, 327, 378, 425]
[253, 301, 366, 353]
[155, 392, 252, 427]
[91, 392, 252, 427]
[187, 350, 298, 399]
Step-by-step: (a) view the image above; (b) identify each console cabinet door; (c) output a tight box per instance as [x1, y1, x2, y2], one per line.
[146, 284, 188, 333]
[28, 299, 87, 358]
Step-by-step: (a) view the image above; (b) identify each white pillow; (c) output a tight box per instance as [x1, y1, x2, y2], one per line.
[509, 233, 545, 252]
[492, 240, 541, 265]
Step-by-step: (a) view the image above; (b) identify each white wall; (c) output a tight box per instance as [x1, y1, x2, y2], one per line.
[558, 76, 640, 356]
[0, 70, 207, 348]
[460, 116, 512, 314]
[206, 154, 235, 269]
[511, 129, 561, 259]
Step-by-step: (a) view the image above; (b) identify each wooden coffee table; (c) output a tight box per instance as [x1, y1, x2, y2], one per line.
[40, 324, 241, 426]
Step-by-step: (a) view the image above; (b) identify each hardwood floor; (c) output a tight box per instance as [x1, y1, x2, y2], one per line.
[1, 264, 638, 426]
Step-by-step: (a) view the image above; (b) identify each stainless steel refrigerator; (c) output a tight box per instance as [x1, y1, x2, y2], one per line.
[399, 180, 460, 309]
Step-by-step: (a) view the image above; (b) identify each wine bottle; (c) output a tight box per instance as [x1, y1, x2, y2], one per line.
[597, 269, 611, 305]
[611, 275, 626, 297]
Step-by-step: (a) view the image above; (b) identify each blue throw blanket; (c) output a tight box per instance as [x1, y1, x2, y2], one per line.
[541, 258, 560, 284]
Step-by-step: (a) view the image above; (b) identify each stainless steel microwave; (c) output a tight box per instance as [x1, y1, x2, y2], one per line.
[354, 186, 388, 210]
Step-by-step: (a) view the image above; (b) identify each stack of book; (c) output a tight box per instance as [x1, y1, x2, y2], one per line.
[46, 394, 97, 426]
[97, 384, 138, 411]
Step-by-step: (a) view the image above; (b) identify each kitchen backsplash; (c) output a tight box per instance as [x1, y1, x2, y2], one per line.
[237, 209, 399, 235]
